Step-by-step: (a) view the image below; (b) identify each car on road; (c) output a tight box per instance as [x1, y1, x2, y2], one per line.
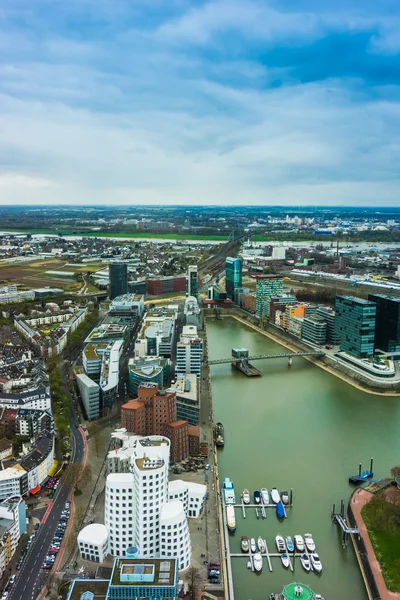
[205, 463, 210, 470]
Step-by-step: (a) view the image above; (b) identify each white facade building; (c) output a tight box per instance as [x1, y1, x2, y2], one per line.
[78, 524, 109, 562]
[168, 480, 206, 518]
[105, 473, 135, 558]
[176, 327, 202, 379]
[160, 501, 191, 570]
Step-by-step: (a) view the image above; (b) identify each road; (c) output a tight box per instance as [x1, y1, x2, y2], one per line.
[8, 376, 86, 600]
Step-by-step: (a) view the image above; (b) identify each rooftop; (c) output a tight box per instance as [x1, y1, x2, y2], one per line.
[66, 579, 109, 600]
[78, 523, 108, 546]
[110, 558, 177, 587]
[135, 456, 164, 471]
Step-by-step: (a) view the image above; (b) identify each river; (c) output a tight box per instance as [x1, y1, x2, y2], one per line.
[207, 317, 400, 600]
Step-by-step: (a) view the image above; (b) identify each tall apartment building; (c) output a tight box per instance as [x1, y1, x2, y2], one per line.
[255, 275, 284, 317]
[335, 295, 376, 358]
[301, 315, 327, 345]
[101, 436, 194, 570]
[316, 305, 341, 345]
[109, 262, 128, 300]
[368, 294, 400, 352]
[225, 257, 242, 299]
[186, 266, 198, 300]
[175, 326, 202, 379]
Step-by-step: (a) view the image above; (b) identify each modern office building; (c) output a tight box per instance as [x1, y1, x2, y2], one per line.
[368, 294, 400, 352]
[175, 326, 202, 379]
[301, 315, 327, 345]
[316, 305, 341, 345]
[335, 295, 376, 358]
[109, 262, 128, 300]
[183, 296, 200, 327]
[255, 275, 284, 317]
[78, 523, 109, 562]
[167, 374, 199, 425]
[128, 356, 169, 396]
[105, 473, 136, 557]
[225, 257, 242, 300]
[76, 373, 100, 420]
[108, 294, 144, 329]
[186, 266, 198, 300]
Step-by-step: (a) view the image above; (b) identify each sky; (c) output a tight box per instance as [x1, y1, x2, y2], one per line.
[0, 0, 399, 207]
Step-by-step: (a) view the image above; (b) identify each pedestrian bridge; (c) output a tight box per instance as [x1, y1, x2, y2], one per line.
[207, 350, 324, 365]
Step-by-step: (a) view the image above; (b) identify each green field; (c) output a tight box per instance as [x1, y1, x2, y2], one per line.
[362, 497, 400, 592]
[3, 228, 227, 241]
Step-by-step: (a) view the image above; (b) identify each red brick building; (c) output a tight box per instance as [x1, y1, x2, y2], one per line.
[120, 383, 199, 462]
[162, 420, 189, 462]
[241, 294, 256, 313]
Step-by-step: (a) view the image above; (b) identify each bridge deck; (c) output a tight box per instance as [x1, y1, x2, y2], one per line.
[208, 351, 324, 365]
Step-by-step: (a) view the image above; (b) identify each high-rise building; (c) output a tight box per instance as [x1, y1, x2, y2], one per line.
[368, 294, 400, 352]
[186, 266, 198, 300]
[109, 262, 128, 300]
[255, 275, 284, 317]
[316, 305, 341, 345]
[335, 296, 376, 358]
[176, 326, 203, 378]
[225, 257, 242, 299]
[301, 315, 327, 345]
[76, 373, 100, 420]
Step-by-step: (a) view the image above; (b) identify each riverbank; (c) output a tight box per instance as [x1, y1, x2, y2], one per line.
[206, 312, 400, 397]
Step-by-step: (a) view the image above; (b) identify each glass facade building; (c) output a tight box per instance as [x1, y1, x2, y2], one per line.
[335, 295, 376, 358]
[255, 276, 284, 317]
[301, 315, 327, 345]
[368, 294, 400, 353]
[225, 257, 242, 299]
[186, 266, 198, 300]
[109, 262, 128, 300]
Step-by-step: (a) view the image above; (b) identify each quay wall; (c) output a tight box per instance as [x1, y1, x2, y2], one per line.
[204, 308, 400, 397]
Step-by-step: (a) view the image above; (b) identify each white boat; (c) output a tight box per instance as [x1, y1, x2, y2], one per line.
[257, 537, 265, 553]
[250, 538, 256, 553]
[281, 553, 290, 569]
[241, 536, 249, 552]
[285, 536, 294, 552]
[310, 553, 322, 573]
[247, 560, 251, 569]
[275, 535, 286, 553]
[300, 553, 311, 572]
[304, 533, 316, 552]
[294, 535, 305, 552]
[281, 490, 289, 505]
[253, 552, 263, 572]
[242, 489, 250, 504]
[270, 488, 281, 504]
[261, 487, 270, 505]
[226, 505, 236, 533]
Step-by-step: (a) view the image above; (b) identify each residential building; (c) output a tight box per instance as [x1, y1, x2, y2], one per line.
[0, 467, 28, 501]
[0, 387, 51, 412]
[128, 356, 169, 396]
[109, 262, 128, 300]
[0, 497, 27, 579]
[368, 294, 400, 352]
[186, 265, 198, 300]
[175, 326, 202, 379]
[335, 295, 377, 358]
[76, 373, 100, 420]
[225, 257, 242, 299]
[241, 293, 256, 314]
[0, 440, 12, 461]
[301, 315, 327, 345]
[255, 275, 284, 317]
[316, 305, 341, 345]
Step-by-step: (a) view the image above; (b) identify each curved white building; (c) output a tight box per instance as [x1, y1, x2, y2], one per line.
[78, 523, 109, 562]
[105, 473, 135, 557]
[160, 500, 191, 571]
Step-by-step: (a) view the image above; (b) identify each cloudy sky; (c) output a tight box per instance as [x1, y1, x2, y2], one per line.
[0, 0, 399, 206]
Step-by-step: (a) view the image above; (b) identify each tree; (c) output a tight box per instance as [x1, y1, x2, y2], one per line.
[391, 466, 400, 479]
[185, 565, 202, 600]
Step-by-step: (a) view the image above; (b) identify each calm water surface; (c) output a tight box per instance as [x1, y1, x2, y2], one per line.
[207, 318, 400, 600]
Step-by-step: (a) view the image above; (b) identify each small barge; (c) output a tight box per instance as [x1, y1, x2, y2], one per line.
[215, 422, 225, 447]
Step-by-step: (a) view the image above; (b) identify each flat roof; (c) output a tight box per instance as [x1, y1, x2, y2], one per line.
[66, 579, 109, 600]
[111, 557, 177, 587]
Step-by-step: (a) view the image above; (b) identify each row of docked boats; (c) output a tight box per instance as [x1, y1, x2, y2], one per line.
[243, 487, 288, 518]
[241, 533, 322, 573]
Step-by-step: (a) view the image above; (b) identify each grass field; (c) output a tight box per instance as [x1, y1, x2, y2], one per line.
[362, 497, 400, 592]
[0, 259, 85, 291]
[2, 228, 227, 241]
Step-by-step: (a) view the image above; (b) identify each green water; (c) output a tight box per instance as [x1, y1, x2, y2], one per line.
[207, 318, 400, 600]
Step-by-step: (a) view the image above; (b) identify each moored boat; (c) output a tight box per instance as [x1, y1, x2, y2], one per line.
[226, 505, 236, 533]
[270, 487, 281, 504]
[253, 552, 263, 572]
[281, 490, 289, 505]
[281, 553, 290, 569]
[276, 501, 285, 519]
[242, 489, 250, 504]
[285, 536, 294, 552]
[300, 553, 311, 572]
[294, 535, 305, 552]
[304, 533, 316, 552]
[275, 534, 285, 553]
[241, 536, 249, 552]
[261, 487, 270, 505]
[254, 490, 261, 504]
[250, 538, 256, 553]
[310, 553, 322, 573]
[223, 478, 236, 504]
[257, 537, 265, 553]
[215, 422, 224, 447]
